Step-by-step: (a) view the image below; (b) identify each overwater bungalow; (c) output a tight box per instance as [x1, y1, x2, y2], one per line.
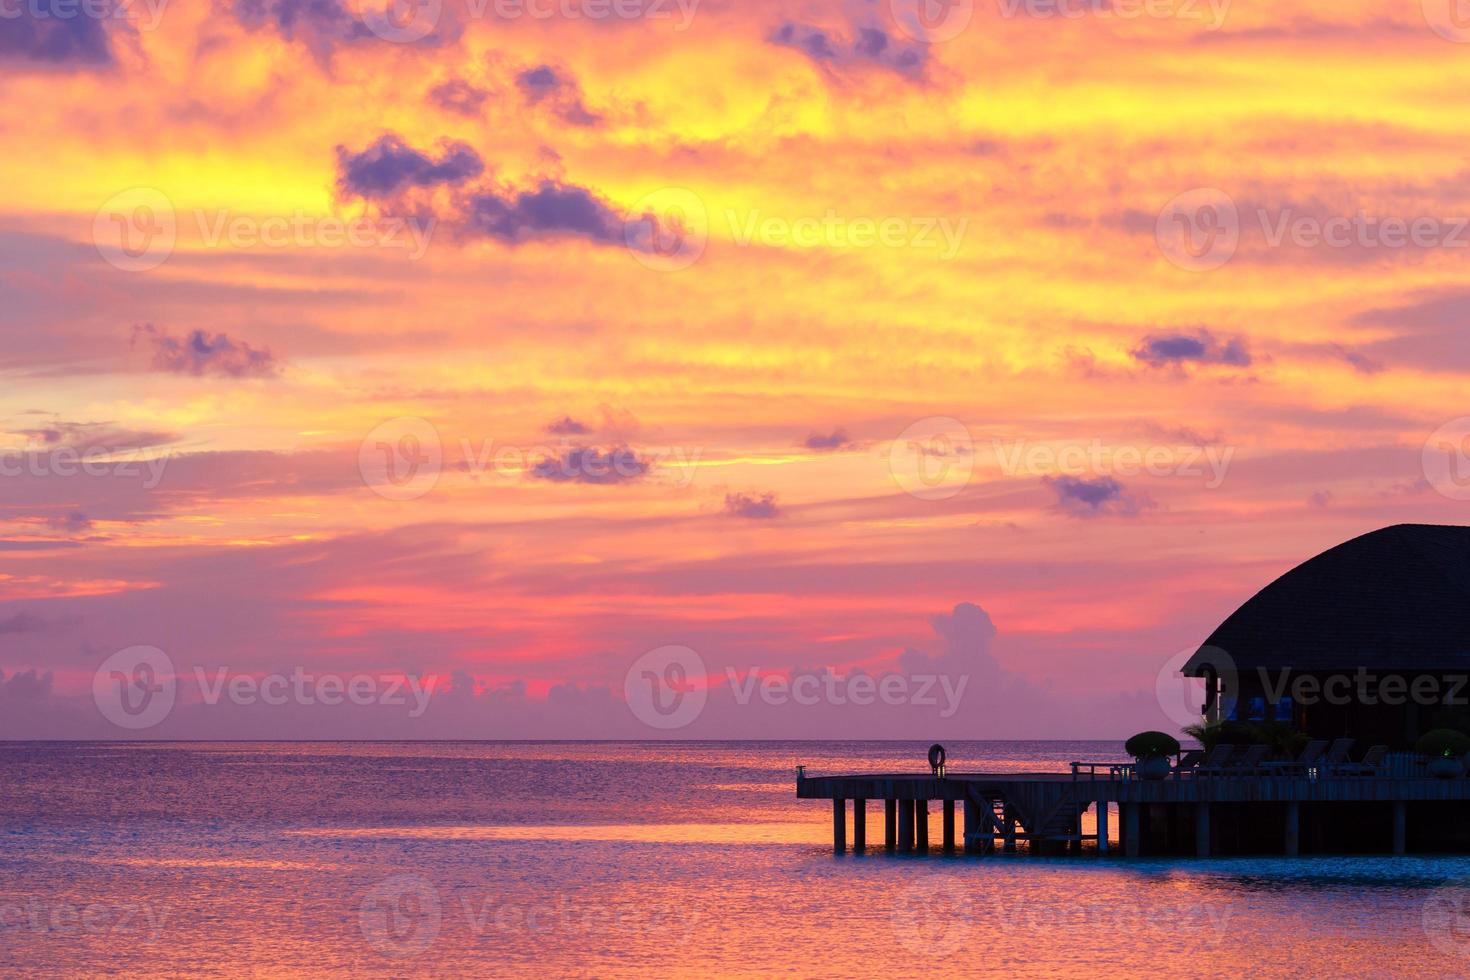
[799, 524, 1470, 857]
[1185, 523, 1470, 748]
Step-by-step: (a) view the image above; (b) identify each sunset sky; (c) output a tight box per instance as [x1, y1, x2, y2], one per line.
[6, 0, 1470, 737]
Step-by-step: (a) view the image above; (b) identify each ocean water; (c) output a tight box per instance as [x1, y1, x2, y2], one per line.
[2, 740, 1469, 977]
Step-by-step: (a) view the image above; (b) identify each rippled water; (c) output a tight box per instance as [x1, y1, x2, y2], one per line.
[2, 741, 1468, 977]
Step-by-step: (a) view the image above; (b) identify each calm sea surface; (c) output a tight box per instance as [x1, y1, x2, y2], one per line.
[2, 740, 1469, 977]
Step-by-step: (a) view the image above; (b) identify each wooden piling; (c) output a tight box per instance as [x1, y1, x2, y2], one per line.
[1393, 801, 1406, 855]
[1195, 803, 1211, 858]
[1002, 805, 1017, 853]
[942, 800, 956, 853]
[884, 799, 896, 852]
[1284, 802, 1299, 856]
[1124, 803, 1140, 858]
[898, 799, 915, 853]
[963, 798, 980, 855]
[1096, 800, 1109, 854]
[853, 799, 866, 853]
[833, 799, 846, 854]
[915, 800, 929, 853]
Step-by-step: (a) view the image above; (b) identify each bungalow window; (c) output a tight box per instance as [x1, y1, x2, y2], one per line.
[1272, 696, 1293, 723]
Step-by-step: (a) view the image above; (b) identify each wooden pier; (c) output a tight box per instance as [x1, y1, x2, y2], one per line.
[798, 768, 1470, 857]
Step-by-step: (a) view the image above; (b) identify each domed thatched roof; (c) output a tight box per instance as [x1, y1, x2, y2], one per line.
[1182, 524, 1470, 675]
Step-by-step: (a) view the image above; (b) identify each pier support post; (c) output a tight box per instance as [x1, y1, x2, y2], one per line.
[915, 800, 929, 853]
[833, 799, 846, 854]
[1393, 801, 1406, 855]
[963, 798, 981, 855]
[898, 799, 915, 853]
[1124, 803, 1140, 858]
[942, 800, 956, 854]
[1284, 802, 1299, 857]
[853, 799, 866, 854]
[1096, 801, 1109, 855]
[1195, 803, 1211, 858]
[1003, 805, 1017, 853]
[885, 799, 897, 852]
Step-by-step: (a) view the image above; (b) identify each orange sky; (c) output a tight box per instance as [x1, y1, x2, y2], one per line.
[5, 0, 1470, 737]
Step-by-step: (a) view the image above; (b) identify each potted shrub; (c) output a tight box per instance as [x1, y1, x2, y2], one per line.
[1126, 731, 1181, 780]
[1415, 729, 1470, 778]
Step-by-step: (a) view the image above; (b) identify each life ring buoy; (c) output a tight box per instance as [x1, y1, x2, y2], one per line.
[928, 743, 946, 770]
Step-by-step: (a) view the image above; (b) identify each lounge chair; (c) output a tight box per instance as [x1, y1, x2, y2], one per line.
[1319, 737, 1355, 775]
[1336, 744, 1388, 776]
[1261, 739, 1329, 775]
[1226, 744, 1269, 772]
[1195, 744, 1237, 776]
[1175, 749, 1206, 776]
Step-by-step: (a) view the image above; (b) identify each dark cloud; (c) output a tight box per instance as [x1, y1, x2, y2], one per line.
[46, 511, 93, 532]
[428, 78, 489, 117]
[11, 419, 175, 453]
[516, 65, 601, 127]
[546, 416, 591, 436]
[133, 324, 278, 378]
[0, 7, 115, 67]
[0, 668, 53, 701]
[0, 613, 46, 635]
[336, 134, 485, 200]
[1044, 475, 1152, 518]
[804, 429, 854, 451]
[724, 492, 779, 519]
[770, 21, 925, 77]
[465, 180, 624, 246]
[1308, 489, 1333, 508]
[531, 445, 650, 485]
[1131, 329, 1252, 368]
[228, 0, 456, 60]
[1329, 343, 1384, 374]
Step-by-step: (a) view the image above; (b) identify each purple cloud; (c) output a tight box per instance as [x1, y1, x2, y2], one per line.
[804, 429, 854, 451]
[336, 134, 485, 200]
[133, 325, 278, 378]
[516, 65, 602, 127]
[724, 492, 780, 519]
[531, 445, 650, 485]
[428, 78, 489, 117]
[465, 180, 624, 246]
[1044, 475, 1152, 518]
[1131, 329, 1252, 368]
[546, 416, 591, 436]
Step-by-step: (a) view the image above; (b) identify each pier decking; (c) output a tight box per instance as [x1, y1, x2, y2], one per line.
[798, 767, 1470, 857]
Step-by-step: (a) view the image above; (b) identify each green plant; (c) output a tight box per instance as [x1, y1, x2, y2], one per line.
[1415, 728, 1470, 758]
[1183, 720, 1307, 758]
[1125, 731, 1181, 760]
